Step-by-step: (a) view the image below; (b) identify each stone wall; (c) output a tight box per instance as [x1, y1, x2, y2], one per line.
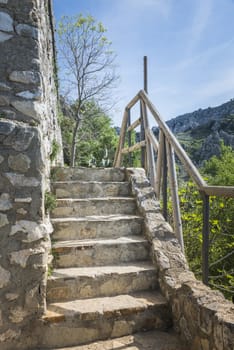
[0, 0, 63, 348]
[127, 168, 234, 350]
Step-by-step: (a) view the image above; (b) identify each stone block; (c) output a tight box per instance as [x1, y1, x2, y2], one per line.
[11, 100, 41, 120]
[0, 12, 13, 32]
[153, 247, 170, 271]
[53, 181, 130, 199]
[10, 247, 45, 268]
[0, 31, 12, 42]
[53, 236, 149, 268]
[16, 89, 42, 100]
[0, 265, 11, 288]
[111, 320, 133, 338]
[16, 208, 27, 216]
[0, 120, 15, 135]
[213, 319, 223, 350]
[0, 109, 16, 119]
[9, 306, 29, 323]
[0, 329, 21, 343]
[5, 173, 40, 187]
[5, 293, 19, 301]
[199, 302, 221, 336]
[0, 82, 11, 91]
[51, 215, 143, 241]
[15, 24, 38, 39]
[52, 197, 137, 217]
[3, 126, 35, 151]
[0, 193, 12, 211]
[52, 167, 125, 182]
[0, 213, 8, 227]
[9, 71, 40, 85]
[25, 286, 39, 309]
[179, 316, 192, 343]
[8, 154, 31, 173]
[0, 95, 10, 106]
[10, 220, 53, 242]
[15, 197, 32, 203]
[220, 311, 234, 350]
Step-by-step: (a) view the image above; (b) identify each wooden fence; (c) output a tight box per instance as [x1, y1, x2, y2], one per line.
[114, 89, 234, 285]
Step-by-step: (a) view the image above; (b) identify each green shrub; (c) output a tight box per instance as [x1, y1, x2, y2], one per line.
[50, 140, 60, 162]
[45, 191, 56, 213]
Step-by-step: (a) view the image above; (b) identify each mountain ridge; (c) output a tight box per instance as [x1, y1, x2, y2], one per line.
[166, 98, 234, 134]
[153, 98, 234, 165]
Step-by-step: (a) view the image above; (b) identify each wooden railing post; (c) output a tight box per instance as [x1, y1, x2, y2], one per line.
[140, 56, 148, 169]
[162, 134, 168, 221]
[155, 129, 164, 198]
[166, 140, 184, 252]
[144, 56, 148, 93]
[141, 100, 156, 185]
[127, 108, 132, 166]
[201, 192, 210, 285]
[140, 100, 146, 168]
[114, 108, 128, 167]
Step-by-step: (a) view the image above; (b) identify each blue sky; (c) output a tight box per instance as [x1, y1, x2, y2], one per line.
[53, 0, 234, 126]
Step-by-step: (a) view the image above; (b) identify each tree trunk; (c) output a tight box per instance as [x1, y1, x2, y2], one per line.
[70, 119, 80, 167]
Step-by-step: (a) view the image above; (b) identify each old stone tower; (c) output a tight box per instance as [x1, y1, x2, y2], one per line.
[0, 0, 63, 348]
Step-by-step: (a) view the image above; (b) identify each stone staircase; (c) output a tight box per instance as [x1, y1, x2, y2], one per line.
[38, 167, 185, 350]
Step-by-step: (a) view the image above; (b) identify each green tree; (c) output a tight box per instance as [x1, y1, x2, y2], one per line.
[60, 100, 118, 167]
[57, 14, 118, 166]
[202, 142, 234, 185]
[177, 143, 234, 299]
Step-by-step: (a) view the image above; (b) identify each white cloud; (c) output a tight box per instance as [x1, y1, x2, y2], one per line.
[186, 0, 213, 54]
[166, 38, 234, 73]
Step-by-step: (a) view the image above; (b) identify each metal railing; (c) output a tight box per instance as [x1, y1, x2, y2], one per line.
[114, 89, 234, 285]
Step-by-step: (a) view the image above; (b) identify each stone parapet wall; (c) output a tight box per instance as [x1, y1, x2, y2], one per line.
[126, 168, 234, 350]
[0, 0, 63, 348]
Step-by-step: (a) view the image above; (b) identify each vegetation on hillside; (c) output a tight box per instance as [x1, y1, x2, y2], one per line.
[175, 115, 234, 165]
[175, 143, 234, 300]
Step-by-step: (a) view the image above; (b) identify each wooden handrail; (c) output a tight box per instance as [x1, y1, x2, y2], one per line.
[202, 185, 234, 198]
[121, 140, 146, 154]
[127, 117, 141, 132]
[114, 89, 234, 285]
[126, 93, 140, 110]
[139, 90, 207, 189]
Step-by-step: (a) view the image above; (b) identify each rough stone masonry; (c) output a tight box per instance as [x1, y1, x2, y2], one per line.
[126, 168, 234, 350]
[0, 0, 63, 348]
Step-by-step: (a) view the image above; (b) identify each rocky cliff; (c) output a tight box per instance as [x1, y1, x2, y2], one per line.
[153, 99, 234, 165]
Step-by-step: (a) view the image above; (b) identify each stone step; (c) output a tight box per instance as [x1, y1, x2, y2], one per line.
[52, 167, 126, 182]
[38, 292, 171, 348]
[47, 262, 158, 302]
[52, 236, 150, 268]
[52, 181, 131, 199]
[39, 330, 185, 350]
[51, 197, 137, 218]
[51, 214, 143, 241]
